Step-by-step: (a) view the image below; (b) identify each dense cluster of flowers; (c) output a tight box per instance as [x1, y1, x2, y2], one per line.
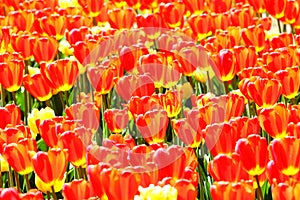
[0, 0, 300, 199]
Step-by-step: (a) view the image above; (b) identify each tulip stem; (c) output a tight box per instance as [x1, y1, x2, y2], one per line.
[59, 92, 66, 110]
[47, 191, 51, 200]
[0, 85, 5, 106]
[25, 174, 31, 191]
[8, 166, 14, 187]
[277, 19, 282, 33]
[223, 81, 229, 94]
[51, 186, 58, 200]
[255, 175, 264, 200]
[14, 171, 20, 192]
[77, 166, 83, 179]
[0, 162, 2, 188]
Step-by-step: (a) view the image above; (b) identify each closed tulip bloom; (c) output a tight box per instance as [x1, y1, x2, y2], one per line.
[23, 71, 53, 102]
[258, 103, 289, 139]
[0, 59, 24, 92]
[235, 134, 268, 176]
[40, 59, 79, 92]
[275, 66, 300, 99]
[32, 148, 68, 193]
[104, 108, 129, 133]
[136, 109, 168, 144]
[30, 36, 58, 64]
[188, 14, 212, 42]
[211, 49, 236, 82]
[160, 2, 185, 29]
[108, 8, 136, 29]
[208, 153, 250, 182]
[11, 32, 33, 60]
[156, 90, 182, 118]
[0, 104, 22, 129]
[210, 181, 255, 200]
[0, 188, 21, 200]
[40, 14, 67, 40]
[248, 0, 265, 13]
[63, 179, 96, 200]
[78, 0, 104, 17]
[265, 0, 286, 19]
[3, 138, 36, 175]
[269, 136, 300, 176]
[20, 189, 43, 200]
[59, 131, 87, 167]
[272, 182, 300, 200]
[242, 24, 266, 52]
[233, 45, 257, 73]
[8, 10, 34, 32]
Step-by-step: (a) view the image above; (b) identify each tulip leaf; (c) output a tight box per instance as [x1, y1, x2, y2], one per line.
[37, 139, 48, 152]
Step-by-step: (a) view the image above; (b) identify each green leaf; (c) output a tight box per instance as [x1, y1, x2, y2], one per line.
[37, 139, 48, 152]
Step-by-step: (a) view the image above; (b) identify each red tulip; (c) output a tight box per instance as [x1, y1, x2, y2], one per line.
[270, 136, 300, 176]
[0, 59, 24, 92]
[63, 179, 96, 200]
[235, 134, 268, 176]
[136, 109, 168, 144]
[160, 2, 185, 29]
[108, 8, 136, 29]
[40, 14, 67, 40]
[265, 0, 286, 19]
[8, 10, 34, 32]
[272, 182, 300, 200]
[211, 49, 236, 82]
[275, 66, 300, 99]
[258, 103, 289, 139]
[30, 35, 58, 64]
[11, 32, 34, 60]
[78, 0, 104, 17]
[0, 104, 22, 129]
[104, 108, 129, 133]
[233, 45, 257, 73]
[188, 13, 212, 42]
[242, 24, 266, 52]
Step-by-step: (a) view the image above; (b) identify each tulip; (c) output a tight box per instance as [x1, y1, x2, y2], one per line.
[23, 71, 53, 102]
[258, 103, 289, 139]
[11, 32, 33, 60]
[182, 0, 205, 14]
[40, 59, 79, 92]
[128, 95, 160, 120]
[208, 153, 250, 182]
[265, 49, 292, 73]
[272, 182, 300, 200]
[188, 14, 212, 42]
[78, 0, 104, 17]
[247, 0, 265, 13]
[104, 108, 129, 133]
[233, 45, 257, 73]
[136, 109, 168, 144]
[28, 107, 56, 136]
[160, 2, 185, 29]
[241, 24, 266, 52]
[115, 74, 155, 102]
[0, 104, 22, 129]
[135, 184, 177, 200]
[8, 10, 34, 32]
[265, 0, 286, 19]
[108, 8, 136, 29]
[32, 148, 68, 193]
[0, 188, 21, 200]
[63, 179, 96, 200]
[230, 5, 255, 28]
[269, 136, 300, 176]
[20, 189, 44, 200]
[235, 134, 268, 176]
[211, 49, 236, 82]
[275, 66, 300, 99]
[30, 35, 58, 64]
[3, 138, 36, 175]
[210, 181, 255, 200]
[0, 59, 24, 92]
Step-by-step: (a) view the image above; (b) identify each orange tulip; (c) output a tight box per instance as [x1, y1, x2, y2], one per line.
[272, 181, 300, 200]
[115, 74, 155, 102]
[38, 119, 61, 148]
[211, 12, 231, 32]
[275, 66, 300, 99]
[233, 45, 257, 73]
[208, 0, 232, 13]
[40, 59, 79, 92]
[128, 95, 160, 119]
[287, 122, 300, 138]
[172, 109, 206, 148]
[104, 108, 129, 133]
[237, 66, 270, 80]
[30, 35, 58, 64]
[63, 179, 96, 200]
[230, 5, 255, 28]
[240, 76, 282, 108]
[3, 138, 36, 175]
[155, 90, 182, 118]
[136, 13, 164, 35]
[108, 8, 136, 29]
[65, 102, 100, 133]
[288, 104, 300, 124]
[264, 49, 292, 73]
[241, 24, 266, 52]
[210, 181, 255, 200]
[32, 148, 68, 193]
[160, 2, 185, 29]
[59, 131, 86, 167]
[229, 116, 261, 138]
[208, 153, 250, 182]
[211, 49, 236, 82]
[66, 15, 93, 30]
[87, 163, 110, 198]
[0, 104, 22, 130]
[235, 134, 268, 176]
[248, 0, 265, 13]
[0, 59, 24, 92]
[258, 103, 289, 139]
[8, 10, 35, 32]
[23, 72, 53, 102]
[269, 136, 300, 176]
[182, 0, 205, 14]
[138, 53, 181, 88]
[188, 13, 212, 41]
[265, 0, 286, 19]
[270, 33, 294, 49]
[11, 32, 33, 60]
[136, 109, 168, 144]
[40, 14, 67, 40]
[78, 0, 104, 17]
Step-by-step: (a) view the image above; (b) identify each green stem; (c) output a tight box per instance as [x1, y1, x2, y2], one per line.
[223, 81, 230, 94]
[206, 71, 213, 93]
[14, 171, 20, 192]
[0, 85, 5, 106]
[24, 174, 31, 191]
[8, 166, 14, 187]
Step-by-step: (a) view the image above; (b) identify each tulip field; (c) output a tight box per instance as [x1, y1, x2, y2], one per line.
[1, 0, 300, 199]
